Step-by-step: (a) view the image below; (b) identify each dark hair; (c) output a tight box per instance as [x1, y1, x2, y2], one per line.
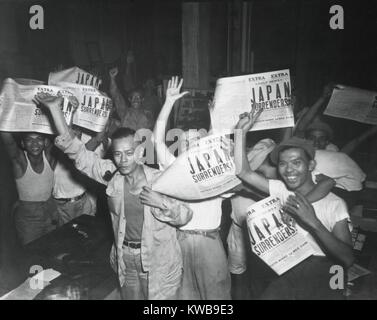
[111, 127, 136, 140]
[278, 146, 313, 162]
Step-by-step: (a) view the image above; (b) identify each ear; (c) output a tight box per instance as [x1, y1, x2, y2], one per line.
[21, 140, 25, 149]
[135, 145, 145, 162]
[308, 159, 316, 172]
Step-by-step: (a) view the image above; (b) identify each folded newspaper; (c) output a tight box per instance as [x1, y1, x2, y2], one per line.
[324, 85, 377, 125]
[0, 78, 112, 134]
[210, 69, 294, 134]
[152, 133, 241, 200]
[246, 196, 315, 275]
[48, 66, 102, 89]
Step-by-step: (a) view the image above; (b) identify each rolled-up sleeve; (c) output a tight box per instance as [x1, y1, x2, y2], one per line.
[55, 132, 115, 185]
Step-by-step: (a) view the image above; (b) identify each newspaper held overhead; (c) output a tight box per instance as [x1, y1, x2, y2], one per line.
[152, 134, 241, 200]
[48, 66, 102, 89]
[324, 85, 377, 125]
[59, 82, 112, 133]
[246, 196, 314, 275]
[210, 69, 294, 134]
[0, 78, 112, 134]
[0, 78, 76, 134]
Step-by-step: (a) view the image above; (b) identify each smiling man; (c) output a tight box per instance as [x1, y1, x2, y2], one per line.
[35, 93, 193, 300]
[234, 112, 354, 300]
[0, 131, 58, 245]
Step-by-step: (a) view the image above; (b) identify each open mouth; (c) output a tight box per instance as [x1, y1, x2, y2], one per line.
[285, 176, 298, 184]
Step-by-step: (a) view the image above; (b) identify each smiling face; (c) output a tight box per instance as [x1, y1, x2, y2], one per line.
[128, 90, 144, 109]
[305, 129, 329, 150]
[22, 133, 46, 157]
[277, 147, 315, 192]
[112, 136, 143, 175]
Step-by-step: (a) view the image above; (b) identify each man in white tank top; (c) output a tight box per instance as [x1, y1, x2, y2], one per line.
[0, 131, 58, 245]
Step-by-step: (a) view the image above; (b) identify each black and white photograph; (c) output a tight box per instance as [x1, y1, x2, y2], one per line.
[0, 0, 377, 307]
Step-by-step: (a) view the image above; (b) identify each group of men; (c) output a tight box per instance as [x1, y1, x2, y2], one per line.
[1, 68, 373, 300]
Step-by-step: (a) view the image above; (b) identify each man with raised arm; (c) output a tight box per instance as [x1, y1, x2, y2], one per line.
[153, 76, 231, 300]
[233, 108, 354, 299]
[0, 130, 57, 245]
[35, 93, 192, 300]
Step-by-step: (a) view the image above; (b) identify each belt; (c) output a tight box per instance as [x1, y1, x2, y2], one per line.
[123, 240, 141, 249]
[179, 228, 219, 239]
[54, 192, 86, 203]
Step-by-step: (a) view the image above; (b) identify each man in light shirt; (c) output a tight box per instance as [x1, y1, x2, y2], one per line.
[234, 110, 354, 299]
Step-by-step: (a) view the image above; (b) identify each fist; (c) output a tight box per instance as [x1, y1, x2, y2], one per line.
[109, 67, 118, 78]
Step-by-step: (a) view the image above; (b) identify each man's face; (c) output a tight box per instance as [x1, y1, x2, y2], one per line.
[278, 148, 314, 191]
[22, 133, 46, 156]
[306, 129, 329, 150]
[112, 136, 142, 175]
[128, 91, 143, 109]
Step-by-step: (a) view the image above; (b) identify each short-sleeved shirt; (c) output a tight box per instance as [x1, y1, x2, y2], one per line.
[269, 179, 351, 256]
[313, 150, 366, 191]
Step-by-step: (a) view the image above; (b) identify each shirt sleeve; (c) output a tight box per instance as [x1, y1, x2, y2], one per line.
[150, 196, 193, 227]
[329, 198, 353, 232]
[55, 131, 115, 185]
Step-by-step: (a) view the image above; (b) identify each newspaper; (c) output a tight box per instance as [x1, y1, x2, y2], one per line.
[0, 268, 60, 300]
[48, 66, 102, 89]
[59, 82, 112, 132]
[210, 69, 294, 134]
[246, 196, 314, 275]
[0, 79, 111, 134]
[152, 133, 241, 200]
[324, 85, 377, 125]
[0, 78, 76, 134]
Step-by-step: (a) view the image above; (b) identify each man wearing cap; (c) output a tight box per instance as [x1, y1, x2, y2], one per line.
[234, 111, 354, 299]
[229, 138, 339, 299]
[304, 117, 338, 151]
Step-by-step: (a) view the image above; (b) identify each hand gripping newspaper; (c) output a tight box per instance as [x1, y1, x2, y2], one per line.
[0, 78, 111, 134]
[210, 69, 294, 134]
[246, 196, 315, 275]
[152, 133, 241, 200]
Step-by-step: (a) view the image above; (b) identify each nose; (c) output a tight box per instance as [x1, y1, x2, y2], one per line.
[285, 163, 294, 173]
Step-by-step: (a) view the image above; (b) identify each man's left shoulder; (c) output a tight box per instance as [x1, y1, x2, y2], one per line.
[320, 192, 348, 210]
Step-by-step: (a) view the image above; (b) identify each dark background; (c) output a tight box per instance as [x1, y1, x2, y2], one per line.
[1, 0, 377, 288]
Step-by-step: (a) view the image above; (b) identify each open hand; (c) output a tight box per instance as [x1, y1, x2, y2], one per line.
[283, 193, 320, 230]
[165, 76, 189, 103]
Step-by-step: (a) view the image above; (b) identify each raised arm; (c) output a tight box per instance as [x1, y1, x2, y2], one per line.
[234, 108, 269, 194]
[153, 76, 189, 169]
[0, 132, 26, 177]
[109, 67, 128, 120]
[35, 93, 114, 185]
[341, 125, 377, 155]
[306, 174, 336, 203]
[294, 84, 334, 136]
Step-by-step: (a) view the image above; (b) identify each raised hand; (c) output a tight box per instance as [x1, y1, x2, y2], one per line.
[165, 76, 189, 103]
[109, 67, 119, 79]
[34, 92, 64, 110]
